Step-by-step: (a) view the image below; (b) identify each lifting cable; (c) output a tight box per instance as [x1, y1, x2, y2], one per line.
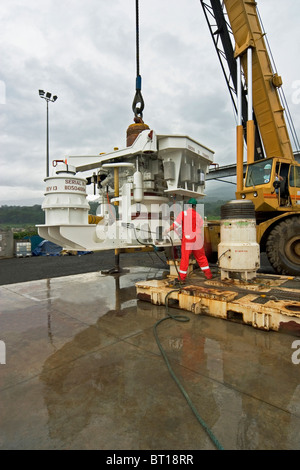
[132, 0, 144, 119]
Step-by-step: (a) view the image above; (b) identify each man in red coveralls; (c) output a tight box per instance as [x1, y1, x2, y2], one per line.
[163, 198, 212, 281]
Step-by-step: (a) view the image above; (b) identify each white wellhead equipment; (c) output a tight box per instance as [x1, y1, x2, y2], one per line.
[218, 200, 260, 280]
[37, 129, 214, 252]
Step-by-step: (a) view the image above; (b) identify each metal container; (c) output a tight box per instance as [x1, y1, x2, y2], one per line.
[0, 229, 14, 259]
[15, 240, 32, 258]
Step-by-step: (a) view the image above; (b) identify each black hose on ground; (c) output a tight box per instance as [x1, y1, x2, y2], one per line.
[153, 289, 224, 450]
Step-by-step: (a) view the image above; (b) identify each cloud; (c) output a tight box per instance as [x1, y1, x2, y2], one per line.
[1, 0, 299, 206]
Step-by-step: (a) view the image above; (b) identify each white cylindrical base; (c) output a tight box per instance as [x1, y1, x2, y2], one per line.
[218, 200, 260, 280]
[42, 173, 90, 226]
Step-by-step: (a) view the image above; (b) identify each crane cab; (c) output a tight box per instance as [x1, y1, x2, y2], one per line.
[237, 158, 300, 214]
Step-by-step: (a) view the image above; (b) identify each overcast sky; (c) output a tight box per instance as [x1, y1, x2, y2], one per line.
[1, 0, 300, 206]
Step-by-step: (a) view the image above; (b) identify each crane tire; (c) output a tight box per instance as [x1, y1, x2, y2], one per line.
[266, 217, 300, 276]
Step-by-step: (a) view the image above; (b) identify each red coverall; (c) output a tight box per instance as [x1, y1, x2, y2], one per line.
[170, 207, 212, 280]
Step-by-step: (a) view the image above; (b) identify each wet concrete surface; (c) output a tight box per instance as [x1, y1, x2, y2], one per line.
[0, 250, 138, 286]
[0, 258, 300, 451]
[0, 250, 276, 286]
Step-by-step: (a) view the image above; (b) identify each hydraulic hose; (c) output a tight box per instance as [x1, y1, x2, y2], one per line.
[153, 290, 224, 450]
[121, 223, 224, 448]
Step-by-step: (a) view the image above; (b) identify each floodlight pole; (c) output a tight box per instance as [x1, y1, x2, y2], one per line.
[46, 99, 49, 178]
[39, 90, 58, 177]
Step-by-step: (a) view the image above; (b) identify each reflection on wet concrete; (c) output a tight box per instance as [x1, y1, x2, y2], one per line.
[0, 266, 300, 450]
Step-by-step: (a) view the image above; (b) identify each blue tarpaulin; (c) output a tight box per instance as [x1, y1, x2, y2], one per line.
[32, 240, 62, 256]
[24, 235, 44, 252]
[32, 240, 92, 256]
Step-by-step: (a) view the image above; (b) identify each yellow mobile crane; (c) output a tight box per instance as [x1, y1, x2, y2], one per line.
[201, 0, 300, 275]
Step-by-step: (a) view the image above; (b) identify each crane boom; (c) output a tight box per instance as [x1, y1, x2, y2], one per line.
[202, 0, 300, 276]
[223, 0, 294, 161]
[200, 0, 263, 161]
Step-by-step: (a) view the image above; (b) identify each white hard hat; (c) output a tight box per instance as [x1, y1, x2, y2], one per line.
[264, 163, 271, 170]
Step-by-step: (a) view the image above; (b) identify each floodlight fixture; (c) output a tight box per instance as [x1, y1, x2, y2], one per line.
[38, 89, 58, 177]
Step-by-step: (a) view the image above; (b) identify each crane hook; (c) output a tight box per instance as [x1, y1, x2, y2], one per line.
[132, 75, 144, 119]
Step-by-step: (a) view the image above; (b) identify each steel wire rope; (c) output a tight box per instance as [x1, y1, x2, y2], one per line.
[135, 0, 140, 79]
[132, 0, 144, 118]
